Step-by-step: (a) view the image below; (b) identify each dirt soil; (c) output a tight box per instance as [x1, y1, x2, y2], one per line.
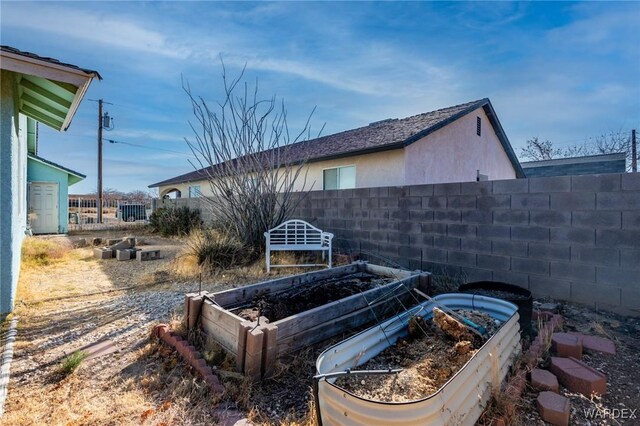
[334, 309, 497, 403]
[3, 234, 639, 426]
[460, 288, 531, 301]
[235, 272, 394, 322]
[516, 301, 640, 426]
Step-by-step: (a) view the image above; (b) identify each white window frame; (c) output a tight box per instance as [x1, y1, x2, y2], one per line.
[188, 185, 201, 198]
[322, 165, 356, 190]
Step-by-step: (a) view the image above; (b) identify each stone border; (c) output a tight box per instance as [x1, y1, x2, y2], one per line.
[153, 324, 224, 395]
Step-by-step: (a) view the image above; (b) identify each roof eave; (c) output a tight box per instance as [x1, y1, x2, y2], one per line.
[27, 154, 86, 179]
[1, 50, 100, 131]
[481, 101, 526, 178]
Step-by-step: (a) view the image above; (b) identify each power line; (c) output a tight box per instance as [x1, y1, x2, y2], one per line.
[106, 139, 191, 156]
[545, 130, 634, 146]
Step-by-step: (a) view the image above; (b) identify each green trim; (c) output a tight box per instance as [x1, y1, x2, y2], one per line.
[21, 105, 63, 129]
[27, 117, 37, 155]
[20, 78, 72, 108]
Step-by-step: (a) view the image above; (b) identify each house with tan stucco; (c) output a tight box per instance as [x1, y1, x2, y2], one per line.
[149, 98, 524, 198]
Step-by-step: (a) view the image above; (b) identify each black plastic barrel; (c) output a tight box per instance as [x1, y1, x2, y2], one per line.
[459, 281, 533, 334]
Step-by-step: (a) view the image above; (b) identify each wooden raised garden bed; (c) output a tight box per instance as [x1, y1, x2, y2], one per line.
[184, 262, 429, 379]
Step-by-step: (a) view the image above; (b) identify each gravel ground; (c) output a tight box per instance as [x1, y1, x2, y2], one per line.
[3, 234, 638, 425]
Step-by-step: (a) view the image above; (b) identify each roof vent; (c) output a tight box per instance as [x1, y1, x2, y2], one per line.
[369, 118, 398, 126]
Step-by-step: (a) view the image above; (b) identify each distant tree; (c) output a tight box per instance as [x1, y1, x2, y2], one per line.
[520, 131, 635, 170]
[519, 137, 562, 161]
[125, 190, 151, 203]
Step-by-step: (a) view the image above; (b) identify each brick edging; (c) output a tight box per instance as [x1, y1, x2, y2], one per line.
[153, 324, 224, 394]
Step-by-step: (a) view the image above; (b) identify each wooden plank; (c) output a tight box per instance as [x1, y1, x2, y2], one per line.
[274, 275, 419, 339]
[364, 263, 412, 279]
[210, 263, 359, 306]
[261, 324, 278, 379]
[276, 292, 417, 355]
[202, 300, 244, 335]
[236, 321, 253, 373]
[187, 295, 204, 329]
[201, 317, 238, 355]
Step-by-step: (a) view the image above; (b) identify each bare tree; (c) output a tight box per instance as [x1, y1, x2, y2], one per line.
[520, 131, 635, 170]
[184, 62, 320, 251]
[520, 137, 562, 161]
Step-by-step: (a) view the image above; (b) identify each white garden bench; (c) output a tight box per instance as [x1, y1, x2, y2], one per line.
[264, 219, 334, 273]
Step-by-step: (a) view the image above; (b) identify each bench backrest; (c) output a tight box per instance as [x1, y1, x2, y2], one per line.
[265, 219, 331, 246]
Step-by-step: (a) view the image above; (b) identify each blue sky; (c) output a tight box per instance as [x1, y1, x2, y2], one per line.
[2, 1, 639, 193]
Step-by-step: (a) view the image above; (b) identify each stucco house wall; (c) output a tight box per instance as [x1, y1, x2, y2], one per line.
[294, 149, 406, 191]
[159, 149, 406, 197]
[1, 70, 29, 315]
[404, 107, 515, 185]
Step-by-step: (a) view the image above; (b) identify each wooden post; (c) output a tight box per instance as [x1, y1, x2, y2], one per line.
[261, 324, 278, 379]
[418, 272, 432, 294]
[236, 321, 253, 373]
[244, 327, 264, 380]
[184, 292, 204, 330]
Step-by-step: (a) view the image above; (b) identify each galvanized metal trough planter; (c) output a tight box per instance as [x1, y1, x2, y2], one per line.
[314, 293, 522, 426]
[184, 261, 429, 379]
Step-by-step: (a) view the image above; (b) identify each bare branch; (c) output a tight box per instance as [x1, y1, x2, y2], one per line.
[183, 61, 318, 251]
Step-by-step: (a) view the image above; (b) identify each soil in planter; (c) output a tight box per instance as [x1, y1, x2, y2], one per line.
[461, 288, 530, 301]
[235, 272, 396, 322]
[334, 309, 500, 403]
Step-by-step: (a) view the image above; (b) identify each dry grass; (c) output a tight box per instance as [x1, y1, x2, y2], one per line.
[477, 389, 521, 426]
[21, 237, 73, 268]
[536, 318, 554, 354]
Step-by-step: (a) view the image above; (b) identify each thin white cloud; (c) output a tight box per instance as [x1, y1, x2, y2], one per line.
[2, 3, 191, 59]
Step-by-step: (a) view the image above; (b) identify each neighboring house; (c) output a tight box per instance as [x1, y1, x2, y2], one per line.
[27, 154, 86, 234]
[149, 98, 524, 197]
[1, 45, 100, 316]
[521, 153, 626, 178]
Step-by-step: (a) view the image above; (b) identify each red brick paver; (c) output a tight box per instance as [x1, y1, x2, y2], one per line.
[531, 368, 559, 393]
[551, 333, 583, 359]
[568, 332, 616, 355]
[537, 391, 570, 426]
[550, 356, 607, 396]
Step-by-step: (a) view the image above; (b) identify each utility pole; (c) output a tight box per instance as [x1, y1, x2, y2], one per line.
[97, 99, 103, 223]
[632, 129, 637, 173]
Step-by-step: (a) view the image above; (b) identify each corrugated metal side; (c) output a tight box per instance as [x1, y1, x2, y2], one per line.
[316, 294, 521, 426]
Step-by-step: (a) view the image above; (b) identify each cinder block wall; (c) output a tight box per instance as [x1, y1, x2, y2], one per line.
[291, 173, 640, 315]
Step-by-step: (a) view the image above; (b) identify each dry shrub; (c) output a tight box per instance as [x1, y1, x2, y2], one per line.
[478, 389, 520, 426]
[184, 228, 251, 273]
[21, 237, 71, 267]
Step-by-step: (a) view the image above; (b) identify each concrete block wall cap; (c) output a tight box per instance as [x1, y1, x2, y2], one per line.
[537, 391, 570, 426]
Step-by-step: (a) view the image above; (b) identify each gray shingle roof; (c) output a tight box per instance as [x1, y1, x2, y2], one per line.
[150, 98, 523, 187]
[1, 45, 102, 79]
[521, 153, 626, 177]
